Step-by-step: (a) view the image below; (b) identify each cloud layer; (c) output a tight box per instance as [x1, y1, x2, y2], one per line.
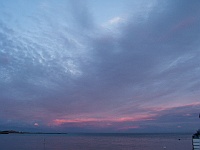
[0, 0, 200, 132]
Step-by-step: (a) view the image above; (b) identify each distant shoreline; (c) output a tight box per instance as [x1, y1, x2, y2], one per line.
[0, 130, 67, 135]
[0, 130, 193, 135]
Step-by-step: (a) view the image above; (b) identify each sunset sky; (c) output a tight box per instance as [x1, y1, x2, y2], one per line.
[0, 0, 200, 133]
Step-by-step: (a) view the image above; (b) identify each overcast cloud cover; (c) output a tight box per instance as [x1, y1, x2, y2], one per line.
[0, 0, 200, 133]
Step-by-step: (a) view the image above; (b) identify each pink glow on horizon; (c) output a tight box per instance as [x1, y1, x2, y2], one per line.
[51, 114, 156, 126]
[46, 102, 200, 128]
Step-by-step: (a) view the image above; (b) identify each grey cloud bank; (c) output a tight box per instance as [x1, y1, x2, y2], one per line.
[0, 0, 200, 132]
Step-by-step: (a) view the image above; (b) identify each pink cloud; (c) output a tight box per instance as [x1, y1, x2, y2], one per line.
[159, 15, 198, 41]
[34, 123, 39, 126]
[51, 114, 156, 127]
[146, 102, 200, 112]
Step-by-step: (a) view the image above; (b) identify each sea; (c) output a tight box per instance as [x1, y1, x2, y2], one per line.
[0, 133, 193, 150]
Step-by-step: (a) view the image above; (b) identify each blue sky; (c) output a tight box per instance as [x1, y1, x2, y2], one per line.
[0, 0, 200, 133]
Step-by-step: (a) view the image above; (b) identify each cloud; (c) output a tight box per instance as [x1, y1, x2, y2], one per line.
[69, 0, 94, 30]
[109, 17, 124, 25]
[0, 0, 200, 132]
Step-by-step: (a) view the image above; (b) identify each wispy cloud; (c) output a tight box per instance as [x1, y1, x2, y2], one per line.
[0, 0, 200, 132]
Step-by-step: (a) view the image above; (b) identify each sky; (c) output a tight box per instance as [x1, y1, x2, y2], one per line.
[0, 0, 200, 133]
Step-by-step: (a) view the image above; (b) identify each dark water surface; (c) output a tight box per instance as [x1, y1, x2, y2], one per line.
[0, 133, 192, 150]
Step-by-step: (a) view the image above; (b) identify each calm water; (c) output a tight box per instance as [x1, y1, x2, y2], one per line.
[0, 133, 192, 150]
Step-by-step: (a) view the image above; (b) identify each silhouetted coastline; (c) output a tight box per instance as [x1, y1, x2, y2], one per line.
[0, 130, 27, 134]
[0, 130, 67, 135]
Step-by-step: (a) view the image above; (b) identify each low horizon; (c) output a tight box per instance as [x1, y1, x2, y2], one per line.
[0, 129, 195, 134]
